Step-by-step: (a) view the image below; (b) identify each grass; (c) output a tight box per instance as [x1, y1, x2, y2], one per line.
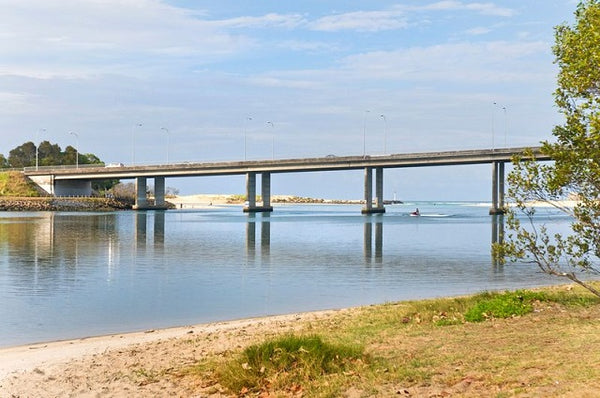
[181, 284, 600, 397]
[0, 171, 41, 196]
[217, 335, 366, 395]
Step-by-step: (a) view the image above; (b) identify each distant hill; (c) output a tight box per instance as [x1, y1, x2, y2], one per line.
[0, 171, 43, 197]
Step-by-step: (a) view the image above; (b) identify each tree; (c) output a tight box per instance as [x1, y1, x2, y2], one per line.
[501, 0, 600, 297]
[38, 141, 62, 166]
[8, 142, 36, 168]
[0, 154, 8, 168]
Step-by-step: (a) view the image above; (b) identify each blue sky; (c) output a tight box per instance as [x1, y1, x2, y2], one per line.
[0, 1, 579, 200]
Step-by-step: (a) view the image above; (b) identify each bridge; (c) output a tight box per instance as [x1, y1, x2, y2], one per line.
[23, 146, 550, 214]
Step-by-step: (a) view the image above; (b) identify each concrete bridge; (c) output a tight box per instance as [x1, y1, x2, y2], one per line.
[23, 146, 550, 214]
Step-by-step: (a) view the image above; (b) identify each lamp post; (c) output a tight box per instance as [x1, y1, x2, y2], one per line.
[380, 114, 387, 154]
[161, 127, 170, 164]
[267, 121, 274, 160]
[69, 131, 79, 168]
[35, 128, 46, 171]
[244, 116, 252, 161]
[132, 123, 142, 165]
[502, 106, 508, 147]
[363, 110, 370, 157]
[491, 102, 498, 150]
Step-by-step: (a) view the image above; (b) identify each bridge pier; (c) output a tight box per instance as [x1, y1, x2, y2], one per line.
[362, 167, 385, 214]
[243, 172, 274, 213]
[489, 161, 505, 215]
[133, 176, 168, 210]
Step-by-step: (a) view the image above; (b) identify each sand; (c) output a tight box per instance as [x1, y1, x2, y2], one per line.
[0, 310, 344, 397]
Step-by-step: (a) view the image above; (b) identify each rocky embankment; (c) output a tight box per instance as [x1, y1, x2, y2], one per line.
[0, 197, 135, 211]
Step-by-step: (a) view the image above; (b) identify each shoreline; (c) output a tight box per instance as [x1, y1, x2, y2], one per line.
[3, 285, 600, 397]
[0, 308, 347, 396]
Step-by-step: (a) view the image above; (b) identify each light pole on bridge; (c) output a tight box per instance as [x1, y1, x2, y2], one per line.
[132, 123, 142, 165]
[244, 116, 252, 161]
[380, 114, 387, 155]
[69, 131, 79, 168]
[363, 110, 370, 157]
[161, 127, 170, 164]
[267, 121, 274, 160]
[35, 128, 46, 171]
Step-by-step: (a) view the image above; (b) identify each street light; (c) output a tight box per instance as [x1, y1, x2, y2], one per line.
[267, 121, 274, 160]
[132, 123, 142, 165]
[363, 110, 370, 157]
[502, 106, 508, 147]
[161, 127, 170, 164]
[491, 102, 497, 150]
[35, 128, 46, 171]
[380, 114, 387, 154]
[69, 131, 79, 168]
[244, 116, 252, 161]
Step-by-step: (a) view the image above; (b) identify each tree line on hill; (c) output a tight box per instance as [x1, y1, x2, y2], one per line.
[0, 141, 101, 169]
[0, 141, 117, 192]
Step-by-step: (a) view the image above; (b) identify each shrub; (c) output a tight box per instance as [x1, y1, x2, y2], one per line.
[218, 334, 365, 395]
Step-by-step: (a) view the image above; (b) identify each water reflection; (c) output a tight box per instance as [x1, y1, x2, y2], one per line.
[363, 217, 383, 264]
[491, 214, 505, 267]
[245, 213, 271, 259]
[1, 206, 569, 347]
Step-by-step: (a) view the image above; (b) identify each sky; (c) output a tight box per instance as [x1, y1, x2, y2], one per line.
[0, 1, 579, 200]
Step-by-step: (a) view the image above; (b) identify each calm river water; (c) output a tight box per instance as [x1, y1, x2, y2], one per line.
[0, 202, 572, 347]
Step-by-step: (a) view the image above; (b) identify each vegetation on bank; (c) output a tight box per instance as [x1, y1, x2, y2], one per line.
[181, 284, 600, 397]
[0, 171, 42, 197]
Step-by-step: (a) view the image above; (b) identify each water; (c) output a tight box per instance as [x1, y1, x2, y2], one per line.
[0, 202, 572, 347]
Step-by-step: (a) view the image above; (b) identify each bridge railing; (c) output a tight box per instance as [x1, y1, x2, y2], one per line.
[23, 163, 106, 172]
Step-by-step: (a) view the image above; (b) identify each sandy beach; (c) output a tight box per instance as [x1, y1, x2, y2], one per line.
[0, 309, 345, 397]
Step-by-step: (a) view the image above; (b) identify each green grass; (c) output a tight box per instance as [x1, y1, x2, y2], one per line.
[217, 334, 365, 395]
[0, 171, 41, 197]
[464, 290, 547, 322]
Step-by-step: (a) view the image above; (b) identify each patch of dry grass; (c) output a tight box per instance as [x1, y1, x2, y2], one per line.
[187, 284, 600, 397]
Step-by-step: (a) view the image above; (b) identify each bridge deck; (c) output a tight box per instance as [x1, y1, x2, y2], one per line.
[23, 146, 548, 180]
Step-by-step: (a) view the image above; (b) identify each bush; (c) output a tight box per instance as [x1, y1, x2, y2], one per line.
[218, 334, 365, 395]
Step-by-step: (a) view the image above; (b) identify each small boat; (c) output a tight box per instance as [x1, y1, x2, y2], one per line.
[410, 208, 420, 217]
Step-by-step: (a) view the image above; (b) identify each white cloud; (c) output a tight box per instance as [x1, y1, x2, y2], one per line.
[0, 0, 247, 78]
[466, 27, 492, 35]
[210, 13, 306, 29]
[335, 41, 551, 83]
[418, 1, 516, 17]
[310, 10, 408, 32]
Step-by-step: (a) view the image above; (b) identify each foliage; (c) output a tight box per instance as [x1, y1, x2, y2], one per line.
[110, 182, 137, 200]
[217, 334, 365, 395]
[501, 0, 600, 297]
[0, 154, 9, 169]
[3, 140, 119, 192]
[8, 141, 36, 168]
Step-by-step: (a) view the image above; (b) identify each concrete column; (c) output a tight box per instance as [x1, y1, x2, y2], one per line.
[375, 167, 385, 213]
[362, 167, 385, 214]
[362, 167, 373, 214]
[244, 172, 257, 212]
[134, 177, 148, 209]
[154, 176, 166, 208]
[498, 162, 505, 210]
[489, 161, 505, 215]
[261, 172, 273, 212]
